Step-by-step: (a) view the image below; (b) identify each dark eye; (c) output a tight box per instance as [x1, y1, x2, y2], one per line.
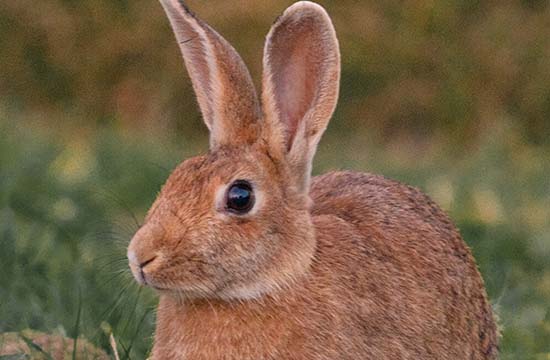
[226, 180, 255, 214]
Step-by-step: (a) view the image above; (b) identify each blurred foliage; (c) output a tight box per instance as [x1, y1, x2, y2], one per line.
[1, 0, 550, 144]
[1, 0, 550, 359]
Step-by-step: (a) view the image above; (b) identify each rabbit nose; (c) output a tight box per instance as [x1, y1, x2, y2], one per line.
[127, 222, 165, 284]
[128, 249, 158, 285]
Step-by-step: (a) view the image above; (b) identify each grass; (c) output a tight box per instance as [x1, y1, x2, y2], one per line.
[1, 117, 549, 359]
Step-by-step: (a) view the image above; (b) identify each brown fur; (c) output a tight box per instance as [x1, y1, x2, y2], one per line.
[127, 1, 498, 359]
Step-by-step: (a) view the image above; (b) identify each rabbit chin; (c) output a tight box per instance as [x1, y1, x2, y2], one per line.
[217, 277, 289, 301]
[152, 274, 302, 302]
[155, 281, 280, 301]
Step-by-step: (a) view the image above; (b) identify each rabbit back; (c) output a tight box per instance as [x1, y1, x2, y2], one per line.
[308, 170, 498, 358]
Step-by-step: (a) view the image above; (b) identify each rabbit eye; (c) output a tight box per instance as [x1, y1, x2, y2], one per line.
[226, 180, 254, 214]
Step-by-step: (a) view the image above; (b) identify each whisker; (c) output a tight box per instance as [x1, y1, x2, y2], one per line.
[120, 287, 143, 336]
[89, 186, 142, 230]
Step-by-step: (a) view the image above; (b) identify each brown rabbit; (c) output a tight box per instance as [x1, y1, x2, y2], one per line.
[127, 1, 499, 358]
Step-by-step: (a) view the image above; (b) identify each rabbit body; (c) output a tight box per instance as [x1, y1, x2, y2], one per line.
[128, 1, 498, 359]
[150, 171, 497, 360]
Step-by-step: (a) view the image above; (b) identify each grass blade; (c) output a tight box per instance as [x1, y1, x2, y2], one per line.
[72, 288, 82, 360]
[109, 334, 120, 360]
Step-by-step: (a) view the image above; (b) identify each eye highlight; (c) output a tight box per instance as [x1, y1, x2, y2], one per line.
[225, 180, 255, 214]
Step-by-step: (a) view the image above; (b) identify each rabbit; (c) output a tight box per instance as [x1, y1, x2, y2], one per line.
[127, 1, 499, 359]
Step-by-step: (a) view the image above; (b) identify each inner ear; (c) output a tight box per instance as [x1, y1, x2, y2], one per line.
[265, 21, 321, 150]
[269, 32, 318, 148]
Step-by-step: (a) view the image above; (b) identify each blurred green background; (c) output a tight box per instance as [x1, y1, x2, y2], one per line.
[1, 0, 549, 358]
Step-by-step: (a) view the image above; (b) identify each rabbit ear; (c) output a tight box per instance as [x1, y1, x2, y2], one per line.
[160, 0, 261, 148]
[262, 1, 340, 192]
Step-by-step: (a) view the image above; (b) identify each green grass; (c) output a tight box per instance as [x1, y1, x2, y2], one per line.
[1, 118, 549, 359]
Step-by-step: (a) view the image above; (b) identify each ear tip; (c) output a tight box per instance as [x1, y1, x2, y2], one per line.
[289, 1, 327, 11]
[276, 1, 336, 36]
[265, 1, 341, 64]
[284, 1, 332, 19]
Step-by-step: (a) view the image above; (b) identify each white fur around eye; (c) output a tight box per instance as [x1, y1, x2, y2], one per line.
[214, 180, 264, 218]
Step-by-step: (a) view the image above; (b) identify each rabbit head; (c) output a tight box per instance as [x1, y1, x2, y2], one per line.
[128, 0, 340, 300]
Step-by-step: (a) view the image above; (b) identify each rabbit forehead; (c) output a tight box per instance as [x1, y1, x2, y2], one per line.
[152, 146, 282, 216]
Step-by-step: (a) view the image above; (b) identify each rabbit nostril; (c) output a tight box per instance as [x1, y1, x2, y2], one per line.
[139, 256, 158, 269]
